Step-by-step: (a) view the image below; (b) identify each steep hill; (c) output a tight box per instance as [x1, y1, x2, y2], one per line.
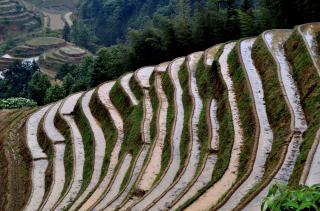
[0, 22, 320, 211]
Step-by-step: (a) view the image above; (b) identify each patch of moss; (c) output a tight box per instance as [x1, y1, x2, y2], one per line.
[285, 31, 320, 185]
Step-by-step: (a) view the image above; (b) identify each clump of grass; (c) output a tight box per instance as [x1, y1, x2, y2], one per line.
[285, 30, 320, 185]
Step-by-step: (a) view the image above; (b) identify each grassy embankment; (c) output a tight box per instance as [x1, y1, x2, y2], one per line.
[177, 45, 235, 210]
[152, 67, 174, 184]
[284, 30, 320, 185]
[109, 77, 143, 191]
[236, 36, 291, 208]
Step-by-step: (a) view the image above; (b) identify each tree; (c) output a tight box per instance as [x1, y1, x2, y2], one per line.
[28, 72, 51, 105]
[45, 84, 66, 104]
[241, 0, 252, 12]
[238, 10, 255, 37]
[62, 73, 75, 95]
[63, 24, 71, 41]
[91, 46, 129, 87]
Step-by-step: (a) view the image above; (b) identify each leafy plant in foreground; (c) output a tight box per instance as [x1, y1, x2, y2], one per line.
[262, 183, 320, 211]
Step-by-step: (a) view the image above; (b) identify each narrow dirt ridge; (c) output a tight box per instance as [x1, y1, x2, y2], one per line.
[218, 38, 274, 210]
[81, 81, 122, 210]
[131, 57, 185, 211]
[70, 89, 107, 210]
[24, 105, 50, 211]
[120, 73, 139, 106]
[243, 30, 308, 211]
[113, 66, 155, 208]
[171, 46, 221, 209]
[55, 92, 85, 210]
[149, 52, 203, 210]
[137, 62, 170, 192]
[41, 101, 67, 211]
[104, 146, 149, 210]
[95, 153, 133, 208]
[303, 130, 320, 185]
[186, 42, 244, 211]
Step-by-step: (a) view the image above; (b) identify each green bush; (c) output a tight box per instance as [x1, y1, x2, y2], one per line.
[262, 184, 320, 211]
[0, 98, 37, 109]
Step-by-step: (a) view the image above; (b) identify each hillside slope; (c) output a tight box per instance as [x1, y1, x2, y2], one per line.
[0, 22, 320, 211]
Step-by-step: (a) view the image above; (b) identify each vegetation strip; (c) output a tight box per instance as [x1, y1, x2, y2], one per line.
[284, 28, 320, 186]
[95, 153, 133, 208]
[79, 81, 123, 210]
[150, 52, 203, 210]
[131, 57, 185, 211]
[298, 23, 320, 75]
[41, 101, 67, 210]
[171, 46, 222, 209]
[218, 38, 273, 210]
[55, 92, 85, 210]
[70, 89, 107, 210]
[120, 73, 139, 106]
[242, 30, 308, 210]
[104, 146, 149, 210]
[137, 62, 169, 192]
[186, 42, 244, 210]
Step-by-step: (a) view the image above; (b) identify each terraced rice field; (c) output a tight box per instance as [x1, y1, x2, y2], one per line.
[0, 37, 66, 71]
[38, 45, 88, 77]
[1, 22, 320, 211]
[0, 0, 34, 23]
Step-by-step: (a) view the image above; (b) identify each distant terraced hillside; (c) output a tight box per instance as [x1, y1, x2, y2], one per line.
[0, 0, 40, 43]
[0, 22, 319, 211]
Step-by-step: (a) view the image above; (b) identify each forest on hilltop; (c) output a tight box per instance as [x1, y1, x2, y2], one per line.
[1, 0, 320, 108]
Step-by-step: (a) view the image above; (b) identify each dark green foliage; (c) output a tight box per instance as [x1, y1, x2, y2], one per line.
[90, 46, 130, 87]
[28, 72, 51, 105]
[0, 98, 37, 109]
[0, 61, 39, 99]
[63, 25, 71, 42]
[44, 84, 66, 104]
[262, 184, 320, 211]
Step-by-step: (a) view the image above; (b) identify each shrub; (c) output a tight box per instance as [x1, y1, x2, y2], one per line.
[262, 184, 320, 211]
[0, 98, 37, 109]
